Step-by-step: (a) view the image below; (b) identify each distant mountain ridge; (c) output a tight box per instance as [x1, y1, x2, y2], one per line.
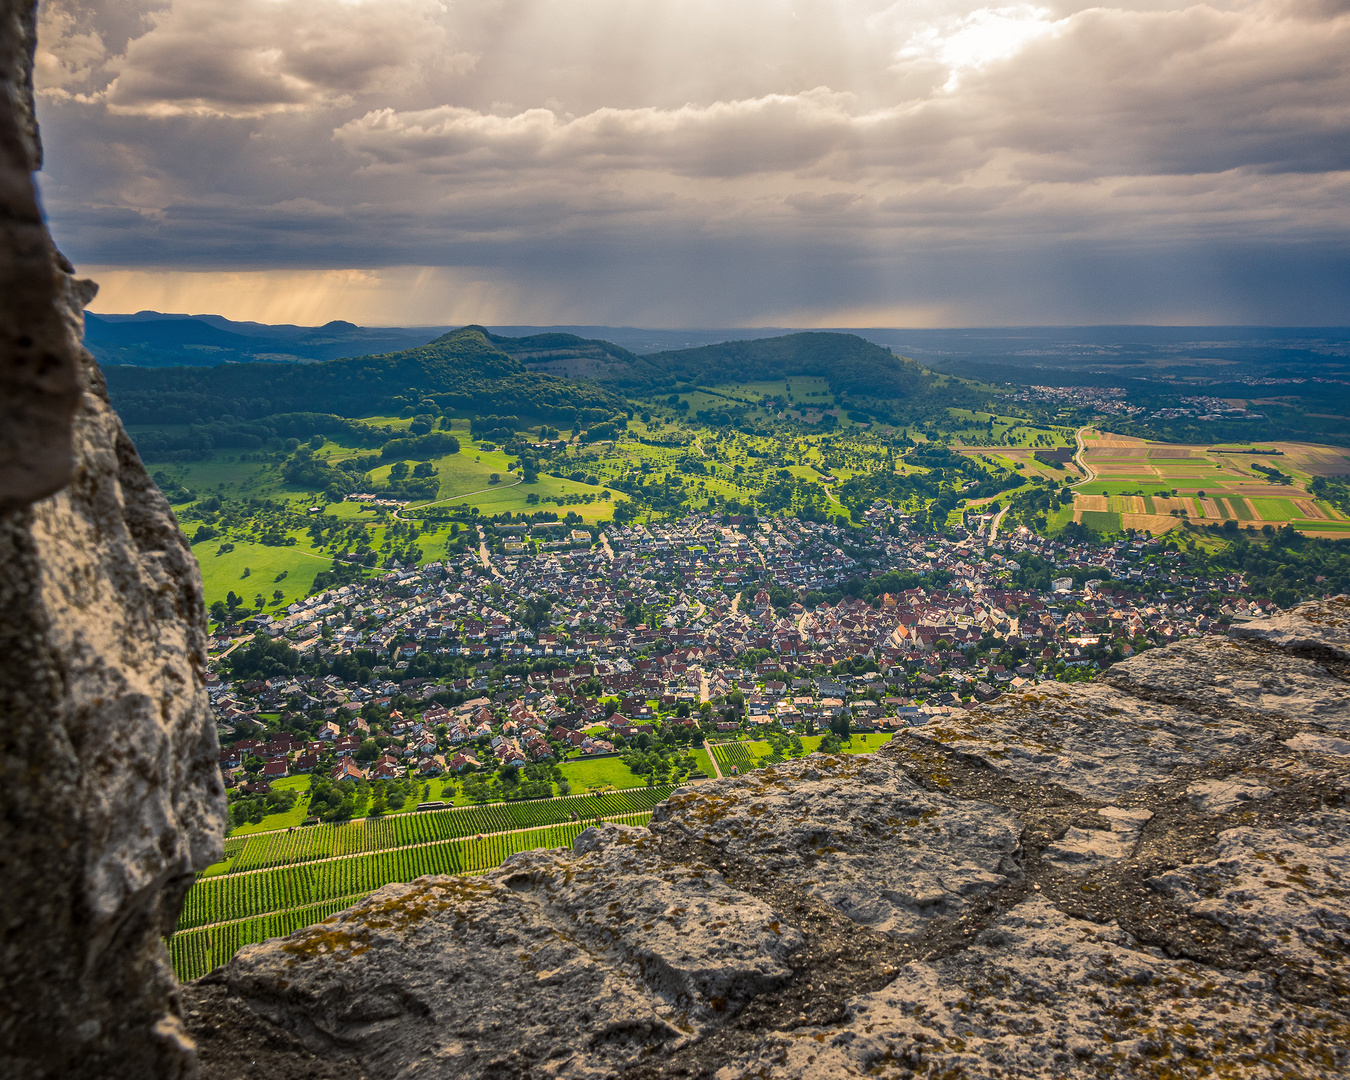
[85, 312, 452, 367]
[104, 321, 960, 431]
[105, 325, 624, 425]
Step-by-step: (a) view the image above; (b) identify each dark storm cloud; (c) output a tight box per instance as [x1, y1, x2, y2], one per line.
[32, 0, 1350, 324]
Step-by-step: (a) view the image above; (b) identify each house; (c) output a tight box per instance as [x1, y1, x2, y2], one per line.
[259, 760, 288, 779]
[450, 752, 481, 772]
[330, 757, 366, 783]
[370, 755, 403, 780]
[333, 735, 362, 757]
[292, 753, 319, 773]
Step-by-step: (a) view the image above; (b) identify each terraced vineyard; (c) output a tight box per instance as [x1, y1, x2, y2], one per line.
[711, 742, 759, 773]
[205, 787, 671, 875]
[168, 790, 672, 980]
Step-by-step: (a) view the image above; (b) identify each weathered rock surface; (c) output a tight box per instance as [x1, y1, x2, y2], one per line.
[1, 0, 85, 510]
[227, 825, 802, 1078]
[650, 755, 1022, 936]
[196, 600, 1350, 1080]
[720, 898, 1350, 1080]
[1, 4, 226, 1074]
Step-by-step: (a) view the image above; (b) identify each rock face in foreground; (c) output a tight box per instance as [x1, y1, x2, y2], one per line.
[200, 601, 1350, 1079]
[0, 4, 226, 1074]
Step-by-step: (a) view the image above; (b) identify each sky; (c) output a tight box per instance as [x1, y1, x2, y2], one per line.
[33, 0, 1350, 327]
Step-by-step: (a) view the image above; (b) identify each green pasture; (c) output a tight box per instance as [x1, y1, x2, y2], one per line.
[194, 536, 331, 610]
[1045, 503, 1075, 534]
[1078, 510, 1123, 534]
[690, 747, 716, 776]
[728, 732, 894, 762]
[559, 756, 642, 791]
[1250, 497, 1302, 519]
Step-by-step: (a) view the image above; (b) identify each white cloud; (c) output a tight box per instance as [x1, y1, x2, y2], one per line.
[895, 5, 1063, 90]
[334, 89, 865, 178]
[39, 0, 464, 117]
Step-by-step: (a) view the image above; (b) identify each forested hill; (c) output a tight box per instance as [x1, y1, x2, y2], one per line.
[105, 326, 626, 425]
[647, 332, 933, 398]
[513, 329, 944, 401]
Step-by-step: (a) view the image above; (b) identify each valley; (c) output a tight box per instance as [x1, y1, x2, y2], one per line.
[102, 322, 1350, 982]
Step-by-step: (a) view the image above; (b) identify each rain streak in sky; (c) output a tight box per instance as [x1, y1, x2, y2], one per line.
[34, 0, 1350, 326]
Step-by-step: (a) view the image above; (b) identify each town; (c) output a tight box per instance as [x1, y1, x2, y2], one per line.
[209, 504, 1273, 826]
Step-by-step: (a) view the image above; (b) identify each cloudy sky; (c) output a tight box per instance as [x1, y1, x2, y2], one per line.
[34, 0, 1350, 326]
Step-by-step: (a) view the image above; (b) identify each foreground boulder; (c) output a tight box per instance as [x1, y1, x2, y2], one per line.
[0, 4, 226, 1074]
[197, 600, 1350, 1079]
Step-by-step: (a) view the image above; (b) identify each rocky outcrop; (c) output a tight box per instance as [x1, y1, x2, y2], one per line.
[0, 2, 227, 1075]
[0, 0, 85, 511]
[196, 600, 1350, 1080]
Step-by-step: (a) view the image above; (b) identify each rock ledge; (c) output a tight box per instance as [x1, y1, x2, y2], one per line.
[193, 599, 1350, 1079]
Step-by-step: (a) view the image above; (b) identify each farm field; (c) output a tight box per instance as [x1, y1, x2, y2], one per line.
[172, 790, 675, 980]
[1071, 433, 1350, 536]
[711, 741, 758, 773]
[206, 787, 674, 874]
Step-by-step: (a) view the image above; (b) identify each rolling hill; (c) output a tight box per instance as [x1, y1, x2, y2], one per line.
[105, 326, 625, 426]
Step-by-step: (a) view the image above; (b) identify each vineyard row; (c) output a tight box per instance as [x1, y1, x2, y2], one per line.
[215, 786, 675, 875]
[177, 812, 655, 935]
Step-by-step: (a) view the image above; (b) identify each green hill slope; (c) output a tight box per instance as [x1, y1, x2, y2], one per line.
[506, 329, 940, 401]
[644, 332, 932, 398]
[106, 326, 626, 425]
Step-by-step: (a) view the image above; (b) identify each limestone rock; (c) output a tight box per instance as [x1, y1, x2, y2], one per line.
[905, 680, 1267, 800]
[1150, 809, 1350, 997]
[651, 753, 1022, 936]
[0, 4, 226, 1073]
[1230, 595, 1350, 659]
[1042, 806, 1151, 874]
[226, 824, 801, 1079]
[1103, 634, 1350, 732]
[1186, 776, 1272, 813]
[0, 0, 86, 511]
[717, 899, 1350, 1080]
[0, 321, 227, 1078]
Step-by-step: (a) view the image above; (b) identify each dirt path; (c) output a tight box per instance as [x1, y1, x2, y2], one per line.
[1071, 426, 1097, 485]
[397, 477, 523, 519]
